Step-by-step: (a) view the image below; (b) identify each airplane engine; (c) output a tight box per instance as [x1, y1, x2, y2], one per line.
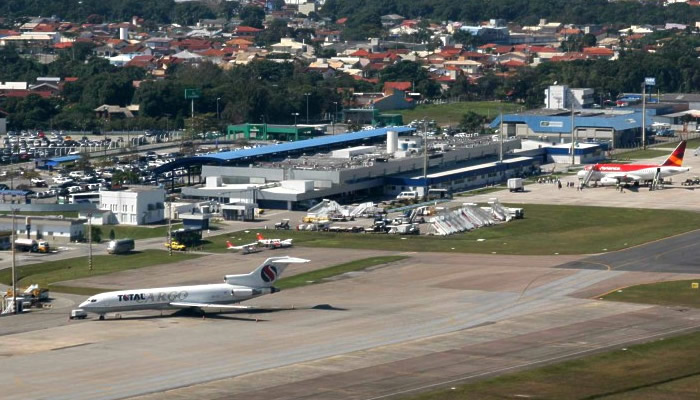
[599, 177, 620, 186]
[230, 288, 277, 298]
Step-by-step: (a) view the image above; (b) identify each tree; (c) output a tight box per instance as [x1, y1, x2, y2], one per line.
[240, 6, 265, 28]
[459, 111, 486, 133]
[91, 226, 102, 243]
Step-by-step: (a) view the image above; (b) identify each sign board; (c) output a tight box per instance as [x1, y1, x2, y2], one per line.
[184, 88, 201, 99]
[540, 121, 564, 128]
[644, 77, 656, 86]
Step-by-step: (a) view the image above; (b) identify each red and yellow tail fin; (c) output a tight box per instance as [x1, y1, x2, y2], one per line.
[256, 233, 264, 241]
[661, 140, 686, 167]
[226, 240, 233, 248]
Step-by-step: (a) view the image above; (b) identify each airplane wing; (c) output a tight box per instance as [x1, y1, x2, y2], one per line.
[230, 243, 258, 250]
[169, 302, 255, 310]
[605, 173, 643, 182]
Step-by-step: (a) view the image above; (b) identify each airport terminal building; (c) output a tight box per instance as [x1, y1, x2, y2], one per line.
[178, 129, 538, 210]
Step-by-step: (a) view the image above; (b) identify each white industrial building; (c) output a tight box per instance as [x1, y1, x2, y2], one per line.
[99, 186, 166, 225]
[544, 85, 594, 109]
[0, 215, 85, 243]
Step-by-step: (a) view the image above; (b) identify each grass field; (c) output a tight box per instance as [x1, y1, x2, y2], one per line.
[613, 149, 669, 160]
[391, 102, 522, 126]
[276, 256, 408, 290]
[403, 331, 700, 400]
[455, 185, 506, 197]
[0, 211, 79, 218]
[205, 205, 700, 255]
[105, 223, 183, 240]
[0, 249, 202, 295]
[603, 280, 700, 309]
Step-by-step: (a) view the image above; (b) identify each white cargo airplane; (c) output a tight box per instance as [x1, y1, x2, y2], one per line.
[256, 233, 293, 248]
[77, 256, 309, 320]
[226, 240, 261, 254]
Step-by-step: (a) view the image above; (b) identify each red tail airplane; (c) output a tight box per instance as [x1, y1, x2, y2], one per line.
[577, 140, 689, 186]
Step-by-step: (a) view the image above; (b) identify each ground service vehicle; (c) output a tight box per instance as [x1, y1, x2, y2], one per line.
[396, 191, 419, 200]
[107, 239, 135, 255]
[14, 239, 50, 253]
[508, 178, 524, 192]
[165, 240, 187, 251]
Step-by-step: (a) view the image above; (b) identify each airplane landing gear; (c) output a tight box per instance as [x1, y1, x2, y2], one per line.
[99, 315, 105, 321]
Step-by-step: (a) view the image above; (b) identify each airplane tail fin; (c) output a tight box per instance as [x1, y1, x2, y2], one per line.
[224, 256, 309, 287]
[226, 240, 234, 248]
[256, 233, 264, 241]
[661, 140, 686, 167]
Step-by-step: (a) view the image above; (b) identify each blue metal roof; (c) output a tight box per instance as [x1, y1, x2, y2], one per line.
[0, 190, 30, 196]
[200, 127, 415, 161]
[490, 111, 649, 134]
[154, 127, 415, 174]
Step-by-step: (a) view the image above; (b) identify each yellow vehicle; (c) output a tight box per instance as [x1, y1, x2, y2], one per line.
[164, 240, 186, 251]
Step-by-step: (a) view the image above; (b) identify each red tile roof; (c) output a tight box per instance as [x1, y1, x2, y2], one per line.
[53, 42, 73, 49]
[236, 26, 263, 33]
[582, 47, 614, 56]
[336, 17, 348, 24]
[350, 49, 370, 57]
[383, 81, 412, 93]
[550, 52, 588, 62]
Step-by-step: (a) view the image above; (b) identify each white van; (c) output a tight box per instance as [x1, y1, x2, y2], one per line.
[396, 191, 419, 200]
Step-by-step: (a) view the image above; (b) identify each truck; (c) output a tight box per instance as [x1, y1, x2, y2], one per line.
[507, 178, 524, 192]
[107, 238, 135, 255]
[14, 238, 50, 253]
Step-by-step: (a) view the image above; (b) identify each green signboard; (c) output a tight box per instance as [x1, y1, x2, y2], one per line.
[184, 88, 201, 99]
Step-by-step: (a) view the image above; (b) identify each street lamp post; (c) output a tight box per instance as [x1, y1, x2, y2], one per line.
[87, 213, 93, 271]
[332, 101, 338, 134]
[304, 93, 311, 124]
[11, 208, 17, 314]
[422, 118, 428, 201]
[291, 112, 299, 128]
[216, 97, 221, 120]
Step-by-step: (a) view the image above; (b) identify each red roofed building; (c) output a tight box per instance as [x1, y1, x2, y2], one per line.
[582, 47, 615, 59]
[126, 55, 157, 69]
[500, 60, 527, 69]
[336, 17, 348, 25]
[53, 42, 73, 49]
[550, 52, 588, 62]
[383, 81, 412, 95]
[235, 26, 263, 37]
[350, 48, 370, 57]
[2, 90, 53, 99]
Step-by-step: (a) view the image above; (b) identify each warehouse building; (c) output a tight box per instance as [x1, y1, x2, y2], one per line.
[490, 109, 648, 148]
[0, 215, 85, 243]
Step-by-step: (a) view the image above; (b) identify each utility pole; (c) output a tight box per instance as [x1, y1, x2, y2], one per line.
[422, 118, 428, 201]
[87, 213, 93, 271]
[304, 93, 311, 124]
[167, 200, 172, 257]
[332, 101, 338, 135]
[216, 97, 221, 120]
[11, 208, 16, 314]
[570, 93, 576, 166]
[499, 110, 504, 163]
[642, 82, 647, 150]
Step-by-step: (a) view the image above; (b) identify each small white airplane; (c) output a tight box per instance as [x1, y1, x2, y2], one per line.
[226, 240, 261, 254]
[77, 256, 309, 320]
[256, 233, 293, 249]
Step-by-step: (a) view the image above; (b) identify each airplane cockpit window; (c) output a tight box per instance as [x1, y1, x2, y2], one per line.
[90, 299, 97, 303]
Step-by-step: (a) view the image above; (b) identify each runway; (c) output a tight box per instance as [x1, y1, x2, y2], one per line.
[558, 229, 700, 274]
[2, 250, 700, 400]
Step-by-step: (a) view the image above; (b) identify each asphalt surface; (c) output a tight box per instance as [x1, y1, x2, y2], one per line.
[558, 229, 700, 273]
[2, 251, 700, 400]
